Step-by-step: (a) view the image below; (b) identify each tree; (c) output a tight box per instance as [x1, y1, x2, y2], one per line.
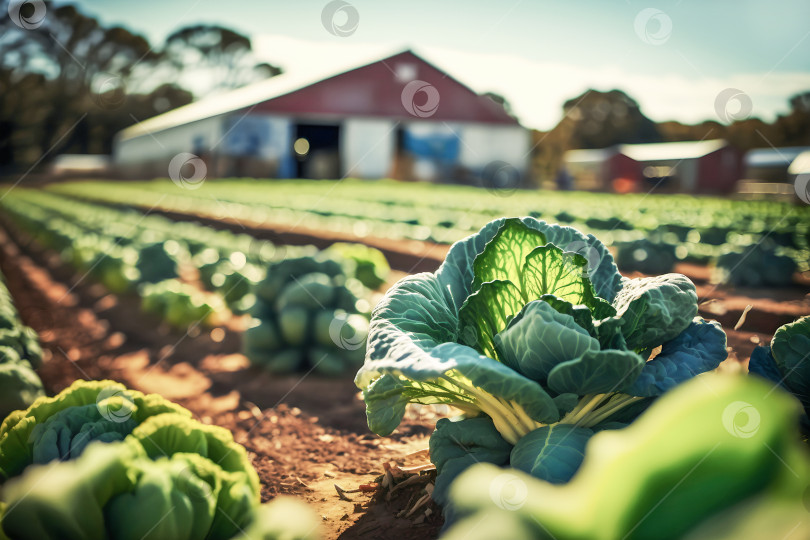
[164, 24, 282, 96]
[528, 89, 661, 185]
[0, 1, 166, 171]
[560, 89, 661, 149]
[482, 91, 516, 119]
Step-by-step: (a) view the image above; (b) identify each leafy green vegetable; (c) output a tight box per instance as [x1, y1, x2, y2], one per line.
[244, 256, 370, 376]
[494, 300, 599, 381]
[0, 364, 44, 422]
[509, 424, 593, 483]
[0, 274, 44, 422]
[0, 379, 189, 481]
[748, 316, 810, 426]
[0, 379, 288, 540]
[356, 217, 726, 505]
[444, 373, 810, 540]
[615, 238, 677, 274]
[325, 242, 390, 290]
[429, 417, 512, 505]
[713, 245, 798, 287]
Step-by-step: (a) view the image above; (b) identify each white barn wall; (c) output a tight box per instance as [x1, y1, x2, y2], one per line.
[114, 111, 529, 182]
[340, 119, 396, 178]
[221, 114, 292, 162]
[457, 124, 529, 172]
[114, 115, 224, 165]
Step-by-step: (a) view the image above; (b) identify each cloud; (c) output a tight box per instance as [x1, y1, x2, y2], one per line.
[253, 35, 810, 131]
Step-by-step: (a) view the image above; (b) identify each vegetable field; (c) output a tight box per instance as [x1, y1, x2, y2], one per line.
[0, 178, 808, 540]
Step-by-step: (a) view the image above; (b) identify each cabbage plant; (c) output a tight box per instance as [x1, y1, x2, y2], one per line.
[0, 380, 261, 540]
[748, 315, 810, 431]
[355, 218, 728, 502]
[442, 373, 810, 540]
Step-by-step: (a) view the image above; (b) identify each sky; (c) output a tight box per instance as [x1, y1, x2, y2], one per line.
[60, 0, 810, 130]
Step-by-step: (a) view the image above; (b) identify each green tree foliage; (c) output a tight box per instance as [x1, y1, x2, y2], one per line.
[0, 2, 280, 174]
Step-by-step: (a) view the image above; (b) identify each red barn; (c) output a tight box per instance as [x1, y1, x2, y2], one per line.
[114, 50, 528, 184]
[564, 139, 742, 194]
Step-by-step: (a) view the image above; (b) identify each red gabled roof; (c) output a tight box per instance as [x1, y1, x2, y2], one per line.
[251, 50, 519, 125]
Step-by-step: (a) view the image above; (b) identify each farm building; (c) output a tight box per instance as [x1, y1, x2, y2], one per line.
[562, 139, 742, 194]
[735, 146, 810, 200]
[114, 50, 528, 184]
[562, 148, 638, 192]
[743, 146, 810, 182]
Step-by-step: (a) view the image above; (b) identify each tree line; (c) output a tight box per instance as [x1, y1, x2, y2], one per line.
[0, 0, 279, 175]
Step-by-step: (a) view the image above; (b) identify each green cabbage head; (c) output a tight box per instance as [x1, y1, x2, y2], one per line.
[355, 218, 728, 503]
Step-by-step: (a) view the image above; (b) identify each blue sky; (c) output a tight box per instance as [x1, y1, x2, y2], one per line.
[61, 0, 810, 129]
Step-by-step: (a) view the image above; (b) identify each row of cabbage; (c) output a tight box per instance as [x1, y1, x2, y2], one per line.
[0, 189, 386, 377]
[0, 379, 320, 539]
[0, 271, 44, 421]
[48, 180, 810, 285]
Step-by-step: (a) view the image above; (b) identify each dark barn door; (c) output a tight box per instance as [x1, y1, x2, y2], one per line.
[294, 123, 341, 179]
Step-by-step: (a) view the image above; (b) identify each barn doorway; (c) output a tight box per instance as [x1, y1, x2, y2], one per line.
[294, 123, 341, 179]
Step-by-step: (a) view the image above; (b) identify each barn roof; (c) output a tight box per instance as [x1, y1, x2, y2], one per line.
[618, 139, 727, 162]
[118, 49, 518, 142]
[745, 146, 810, 168]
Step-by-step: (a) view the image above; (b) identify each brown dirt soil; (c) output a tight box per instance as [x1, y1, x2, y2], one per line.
[0, 214, 808, 539]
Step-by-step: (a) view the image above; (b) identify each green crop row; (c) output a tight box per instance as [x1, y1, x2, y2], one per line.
[47, 179, 810, 277]
[0, 268, 44, 421]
